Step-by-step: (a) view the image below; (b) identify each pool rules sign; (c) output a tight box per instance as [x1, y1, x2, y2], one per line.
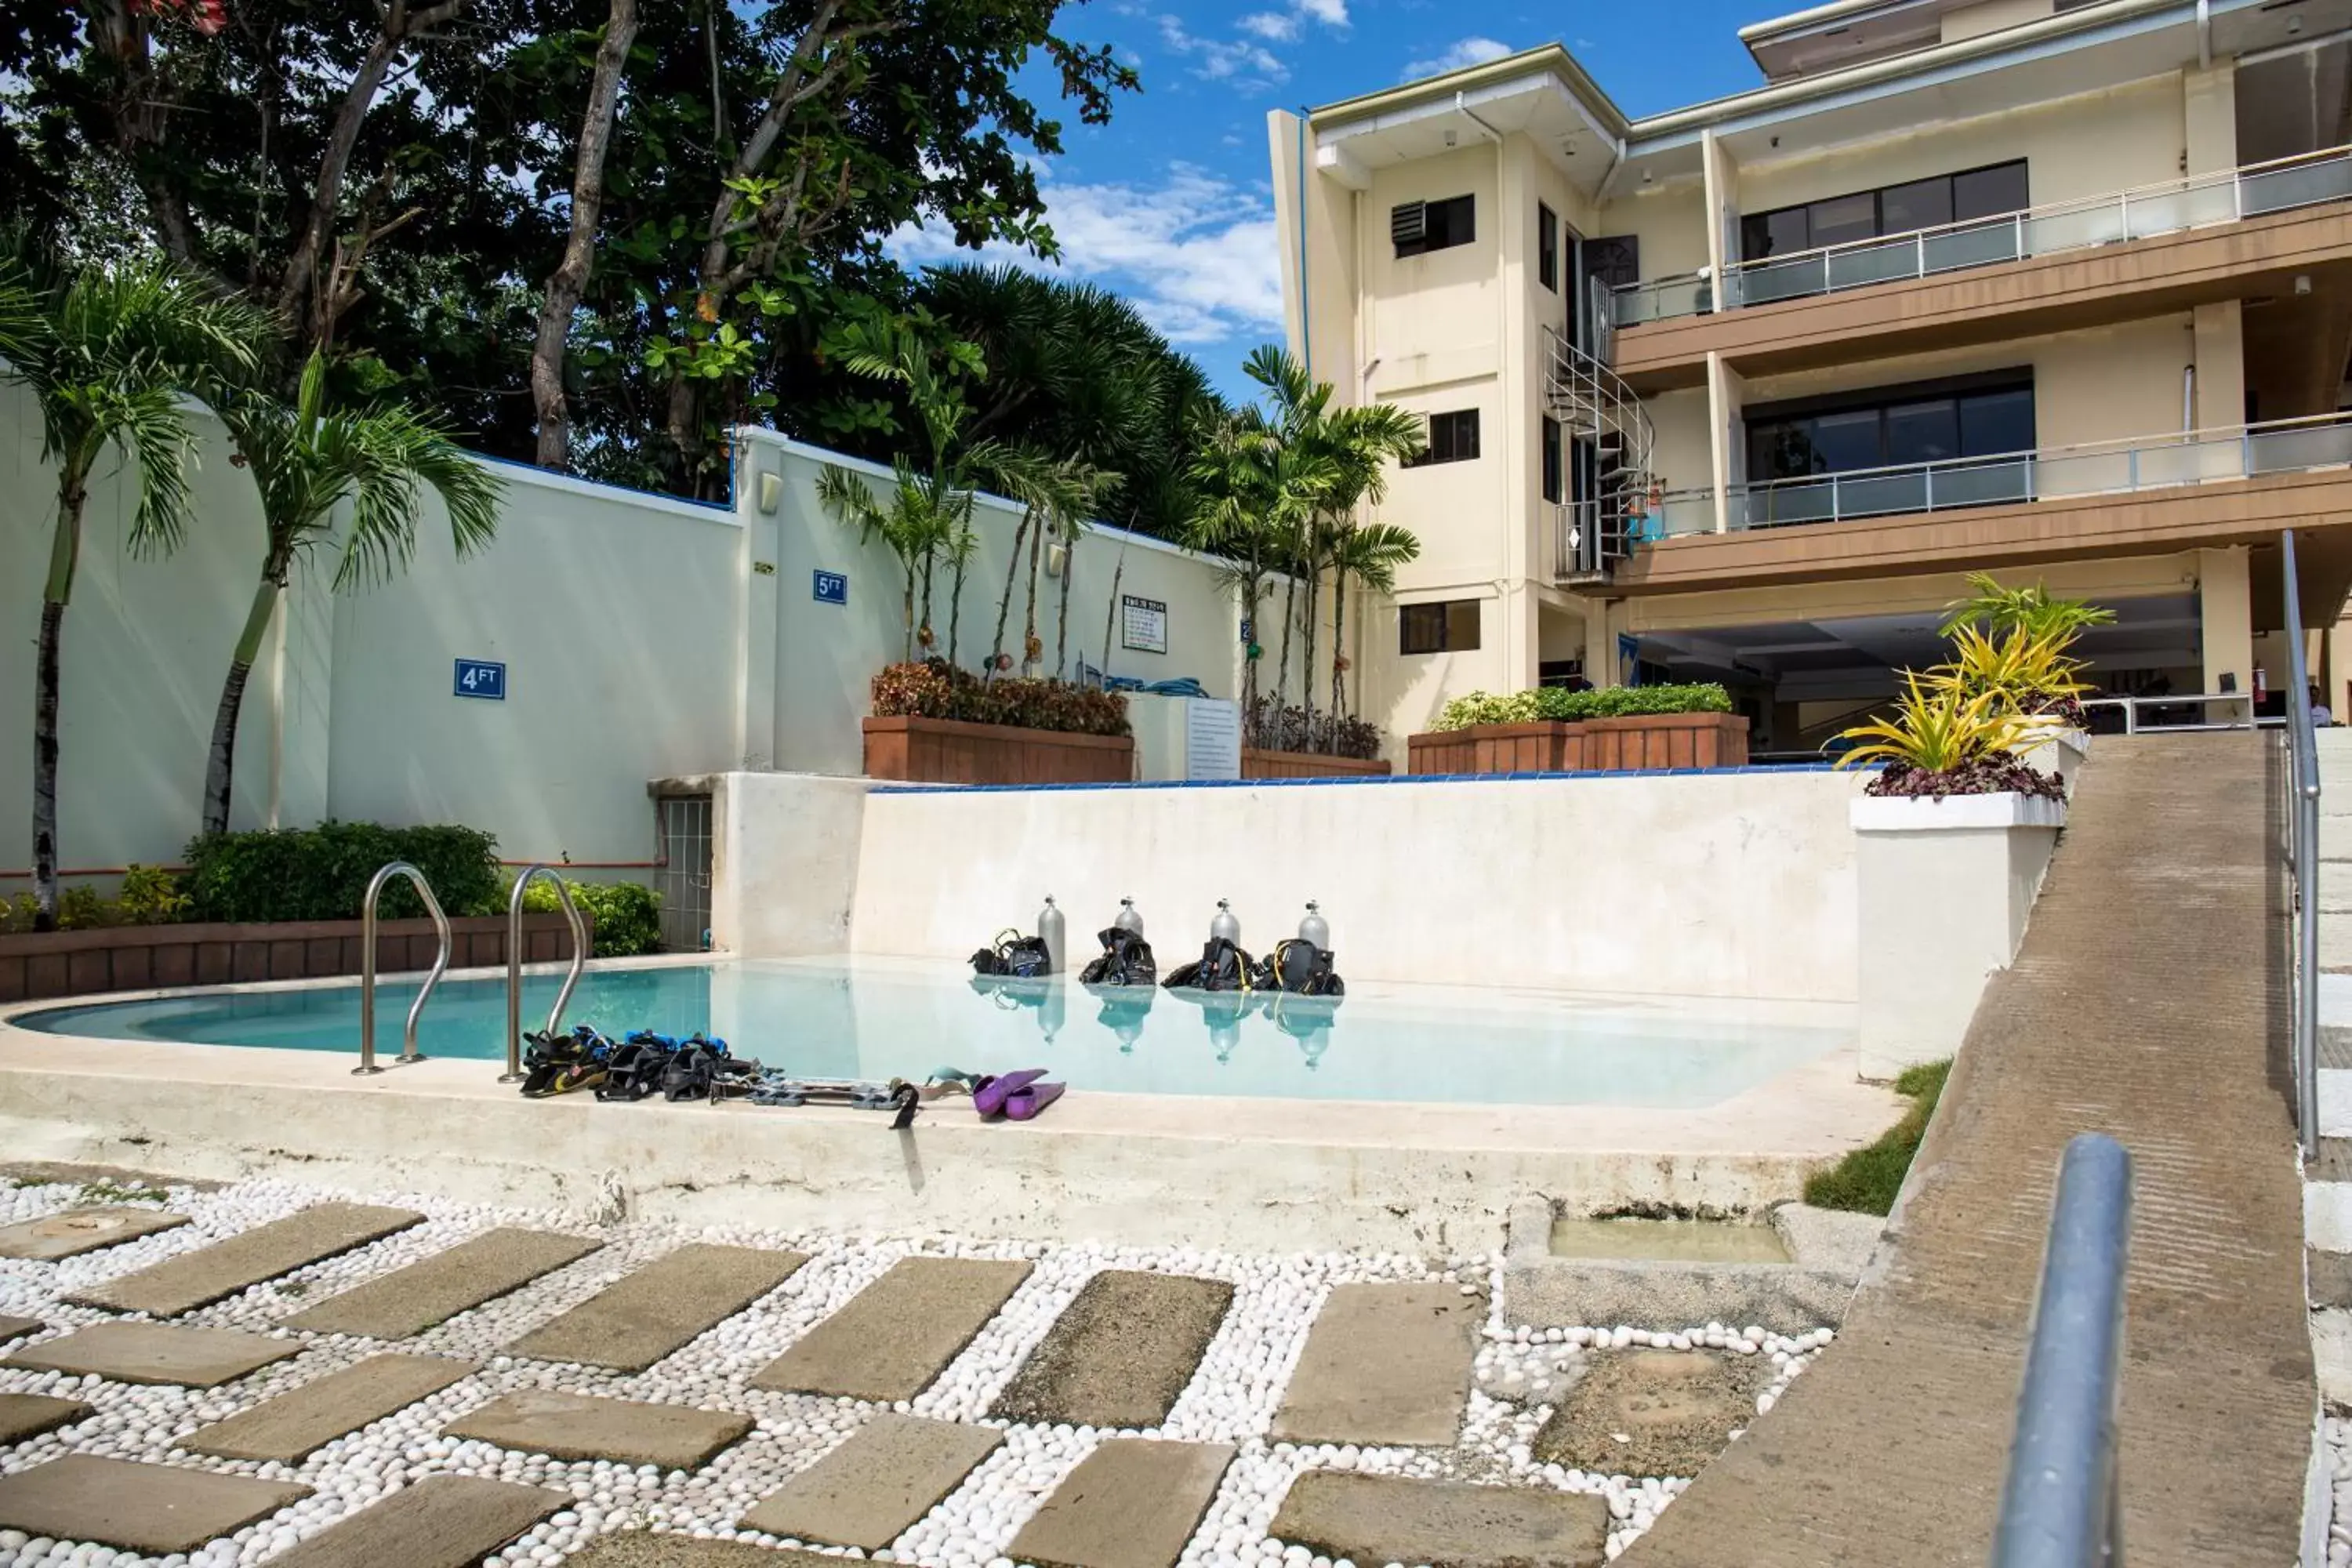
[1120, 595, 1168, 655]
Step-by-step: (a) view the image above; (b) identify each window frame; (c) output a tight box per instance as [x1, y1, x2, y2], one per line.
[1537, 202, 1559, 292]
[1400, 598, 1483, 655]
[1744, 368, 2036, 481]
[1405, 408, 1482, 468]
[1738, 158, 2029, 261]
[1394, 194, 1475, 259]
[1541, 415, 1563, 503]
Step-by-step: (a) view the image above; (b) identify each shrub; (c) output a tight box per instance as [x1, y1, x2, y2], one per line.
[0, 866, 191, 934]
[1835, 672, 2064, 800]
[1803, 1060, 1951, 1215]
[1247, 699, 1381, 759]
[116, 865, 191, 924]
[517, 877, 662, 957]
[1431, 682, 1733, 732]
[871, 659, 1130, 737]
[183, 822, 503, 922]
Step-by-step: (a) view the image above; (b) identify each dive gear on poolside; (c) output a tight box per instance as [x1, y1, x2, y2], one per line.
[1079, 925, 1156, 986]
[971, 927, 1054, 978]
[1208, 898, 1241, 947]
[518, 1024, 611, 1098]
[1038, 895, 1066, 975]
[1297, 900, 1330, 951]
[1112, 897, 1145, 938]
[1254, 938, 1344, 996]
[1164, 935, 1254, 992]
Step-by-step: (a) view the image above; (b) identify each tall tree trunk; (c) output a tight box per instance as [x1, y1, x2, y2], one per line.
[989, 506, 1031, 677]
[1022, 513, 1046, 674]
[201, 571, 285, 837]
[1098, 546, 1123, 688]
[31, 460, 90, 931]
[1055, 533, 1075, 680]
[1329, 568, 1348, 736]
[1276, 576, 1296, 723]
[917, 545, 935, 652]
[1301, 564, 1320, 748]
[531, 0, 640, 470]
[1240, 576, 1261, 743]
[900, 563, 916, 662]
[946, 534, 967, 667]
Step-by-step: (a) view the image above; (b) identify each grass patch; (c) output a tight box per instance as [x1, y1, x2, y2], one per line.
[1802, 1059, 1951, 1216]
[78, 1180, 170, 1205]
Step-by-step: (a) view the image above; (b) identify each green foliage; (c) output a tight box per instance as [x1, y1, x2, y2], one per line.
[871, 659, 1129, 737]
[517, 877, 662, 958]
[182, 823, 503, 923]
[0, 867, 185, 932]
[1939, 573, 2116, 644]
[114, 865, 191, 924]
[1833, 673, 2037, 775]
[1803, 1060, 1951, 1215]
[1432, 684, 1736, 732]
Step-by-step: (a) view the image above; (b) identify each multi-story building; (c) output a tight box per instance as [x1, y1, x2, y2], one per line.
[1269, 0, 2352, 754]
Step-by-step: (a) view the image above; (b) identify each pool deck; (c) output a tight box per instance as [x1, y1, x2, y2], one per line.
[0, 988, 1900, 1255]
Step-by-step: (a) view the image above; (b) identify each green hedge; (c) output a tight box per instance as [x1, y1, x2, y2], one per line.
[516, 877, 662, 957]
[1431, 683, 1733, 733]
[182, 822, 503, 922]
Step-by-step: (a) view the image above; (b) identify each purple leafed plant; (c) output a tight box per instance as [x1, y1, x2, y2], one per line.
[1864, 750, 2066, 801]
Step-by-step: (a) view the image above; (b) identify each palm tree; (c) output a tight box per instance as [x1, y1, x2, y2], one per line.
[0, 252, 271, 928]
[204, 352, 503, 836]
[1181, 407, 1287, 735]
[816, 461, 946, 662]
[1327, 522, 1420, 724]
[982, 446, 1122, 679]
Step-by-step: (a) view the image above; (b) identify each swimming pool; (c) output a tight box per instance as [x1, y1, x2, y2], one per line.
[12, 956, 1851, 1109]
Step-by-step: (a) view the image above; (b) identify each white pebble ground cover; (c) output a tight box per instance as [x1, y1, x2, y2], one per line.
[0, 1174, 1832, 1568]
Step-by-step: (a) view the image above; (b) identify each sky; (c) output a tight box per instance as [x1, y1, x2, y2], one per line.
[891, 0, 1778, 403]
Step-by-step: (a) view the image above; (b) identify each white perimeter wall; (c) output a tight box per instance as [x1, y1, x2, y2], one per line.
[844, 768, 1866, 1001]
[0, 395, 1250, 887]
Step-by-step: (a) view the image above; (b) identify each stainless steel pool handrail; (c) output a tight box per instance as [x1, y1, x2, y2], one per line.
[2284, 528, 2323, 1160]
[357, 861, 452, 1076]
[503, 865, 588, 1084]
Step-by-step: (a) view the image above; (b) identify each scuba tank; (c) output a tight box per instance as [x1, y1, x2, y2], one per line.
[1210, 898, 1240, 947]
[1298, 900, 1330, 951]
[1039, 895, 1067, 975]
[1113, 897, 1145, 938]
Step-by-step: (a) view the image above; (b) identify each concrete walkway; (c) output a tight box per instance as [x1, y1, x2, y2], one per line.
[1627, 732, 2315, 1567]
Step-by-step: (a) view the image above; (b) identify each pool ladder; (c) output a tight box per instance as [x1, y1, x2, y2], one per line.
[353, 861, 586, 1080]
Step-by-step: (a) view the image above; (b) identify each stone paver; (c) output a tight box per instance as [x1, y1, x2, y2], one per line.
[1624, 735, 2318, 1567]
[444, 1389, 753, 1470]
[184, 1352, 479, 1462]
[752, 1257, 1032, 1403]
[285, 1227, 604, 1340]
[0, 1205, 190, 1260]
[67, 1203, 423, 1316]
[992, 1271, 1233, 1428]
[0, 1314, 41, 1345]
[505, 1243, 805, 1372]
[570, 1538, 836, 1566]
[5, 1321, 302, 1386]
[1272, 1472, 1607, 1568]
[739, 1414, 1004, 1549]
[0, 1454, 310, 1553]
[1269, 1282, 1479, 1446]
[262, 1475, 567, 1568]
[0, 1392, 90, 1446]
[1535, 1350, 1771, 1479]
[1007, 1439, 1235, 1568]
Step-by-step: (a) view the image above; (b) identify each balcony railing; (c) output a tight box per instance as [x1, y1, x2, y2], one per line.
[1611, 145, 2352, 328]
[1610, 412, 2352, 547]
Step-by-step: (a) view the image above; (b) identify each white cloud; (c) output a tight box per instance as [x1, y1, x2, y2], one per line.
[1238, 10, 1300, 41]
[1297, 0, 1349, 26]
[1158, 14, 1288, 84]
[891, 165, 1283, 348]
[1404, 35, 1512, 78]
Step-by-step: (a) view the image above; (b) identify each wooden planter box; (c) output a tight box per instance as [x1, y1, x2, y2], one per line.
[0, 913, 590, 1007]
[1408, 712, 1751, 775]
[864, 715, 1135, 786]
[1242, 747, 1392, 779]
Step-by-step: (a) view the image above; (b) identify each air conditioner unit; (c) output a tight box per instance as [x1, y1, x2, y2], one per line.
[1390, 201, 1427, 245]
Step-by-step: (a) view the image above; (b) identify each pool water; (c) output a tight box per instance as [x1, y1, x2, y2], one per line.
[13, 957, 1850, 1109]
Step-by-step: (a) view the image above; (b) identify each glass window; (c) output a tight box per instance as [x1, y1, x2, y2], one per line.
[1808, 191, 1878, 249]
[1541, 416, 1563, 503]
[1880, 176, 1954, 234]
[1809, 408, 1884, 471]
[1406, 408, 1479, 466]
[1959, 387, 2035, 456]
[1743, 208, 1811, 260]
[1401, 600, 1482, 655]
[1953, 162, 2029, 223]
[1886, 398, 1960, 466]
[1537, 203, 1559, 292]
[1396, 194, 1475, 258]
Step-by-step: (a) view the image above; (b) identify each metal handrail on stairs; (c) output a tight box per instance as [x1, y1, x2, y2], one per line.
[503, 865, 589, 1084]
[2284, 528, 2322, 1161]
[356, 861, 452, 1076]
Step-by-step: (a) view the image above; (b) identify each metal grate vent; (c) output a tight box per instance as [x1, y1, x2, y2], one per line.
[1389, 201, 1427, 245]
[654, 794, 713, 953]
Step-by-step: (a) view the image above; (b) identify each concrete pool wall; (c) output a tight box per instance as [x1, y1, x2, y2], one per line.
[699, 766, 1869, 1003]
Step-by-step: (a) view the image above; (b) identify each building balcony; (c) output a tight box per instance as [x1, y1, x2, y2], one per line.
[1568, 413, 2352, 595]
[1604, 148, 2352, 393]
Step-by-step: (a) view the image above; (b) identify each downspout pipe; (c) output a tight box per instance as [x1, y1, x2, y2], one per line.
[2197, 0, 2211, 71]
[1455, 91, 1504, 144]
[1298, 108, 1312, 383]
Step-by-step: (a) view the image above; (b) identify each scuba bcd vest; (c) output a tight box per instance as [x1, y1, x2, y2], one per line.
[1079, 925, 1157, 986]
[1163, 935, 1254, 993]
[971, 930, 1053, 978]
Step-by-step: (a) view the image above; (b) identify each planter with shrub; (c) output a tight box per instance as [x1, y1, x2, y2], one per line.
[1407, 684, 1747, 775]
[862, 659, 1134, 785]
[1241, 699, 1391, 778]
[0, 822, 665, 1004]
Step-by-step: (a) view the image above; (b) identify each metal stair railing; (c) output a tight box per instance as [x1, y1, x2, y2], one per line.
[502, 864, 590, 1085]
[1544, 317, 1658, 576]
[356, 861, 452, 1076]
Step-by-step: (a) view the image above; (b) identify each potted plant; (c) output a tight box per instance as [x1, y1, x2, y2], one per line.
[860, 659, 1135, 786]
[1407, 683, 1748, 775]
[1937, 574, 2114, 789]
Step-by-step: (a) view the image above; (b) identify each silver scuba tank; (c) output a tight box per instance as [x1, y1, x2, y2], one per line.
[1210, 898, 1240, 946]
[1113, 897, 1145, 938]
[1039, 895, 1066, 975]
[1298, 900, 1330, 951]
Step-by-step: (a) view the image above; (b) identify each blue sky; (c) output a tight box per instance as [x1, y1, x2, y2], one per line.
[894, 0, 1777, 401]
